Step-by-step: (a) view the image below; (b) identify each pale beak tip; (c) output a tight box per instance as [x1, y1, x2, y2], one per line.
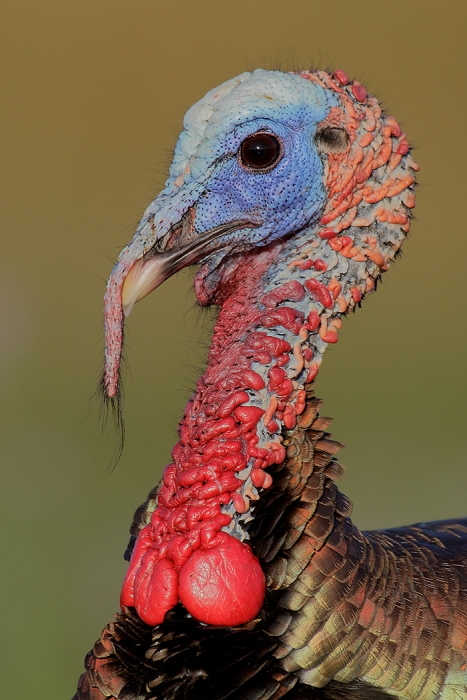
[121, 256, 167, 319]
[122, 300, 134, 318]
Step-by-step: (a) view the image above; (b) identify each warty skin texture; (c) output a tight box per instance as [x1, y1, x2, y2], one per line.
[74, 69, 467, 699]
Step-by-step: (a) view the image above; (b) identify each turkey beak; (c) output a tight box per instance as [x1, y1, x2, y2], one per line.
[121, 219, 253, 317]
[104, 217, 257, 399]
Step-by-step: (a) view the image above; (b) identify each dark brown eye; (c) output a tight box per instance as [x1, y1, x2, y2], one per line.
[315, 126, 349, 154]
[240, 133, 281, 170]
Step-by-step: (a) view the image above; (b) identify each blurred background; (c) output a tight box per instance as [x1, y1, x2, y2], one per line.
[1, 1, 466, 697]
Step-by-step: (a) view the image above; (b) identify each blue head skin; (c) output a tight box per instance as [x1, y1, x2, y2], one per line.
[122, 70, 338, 262]
[175, 71, 337, 246]
[104, 70, 339, 398]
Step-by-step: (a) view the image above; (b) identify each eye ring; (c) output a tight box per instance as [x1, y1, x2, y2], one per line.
[315, 126, 350, 154]
[239, 132, 282, 172]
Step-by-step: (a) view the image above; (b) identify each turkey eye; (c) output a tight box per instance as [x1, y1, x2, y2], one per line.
[240, 133, 281, 170]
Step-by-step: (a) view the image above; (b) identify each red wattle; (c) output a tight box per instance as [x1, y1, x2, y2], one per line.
[134, 557, 179, 626]
[178, 533, 265, 626]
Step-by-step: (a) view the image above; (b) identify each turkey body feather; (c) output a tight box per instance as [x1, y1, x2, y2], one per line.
[74, 68, 467, 699]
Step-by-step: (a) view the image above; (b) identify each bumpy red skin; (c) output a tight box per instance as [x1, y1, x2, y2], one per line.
[178, 533, 266, 626]
[121, 249, 288, 626]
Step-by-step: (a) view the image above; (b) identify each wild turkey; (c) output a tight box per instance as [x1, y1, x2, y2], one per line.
[73, 69, 467, 699]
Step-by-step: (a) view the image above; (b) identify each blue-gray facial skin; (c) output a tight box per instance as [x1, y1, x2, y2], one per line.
[121, 70, 339, 265]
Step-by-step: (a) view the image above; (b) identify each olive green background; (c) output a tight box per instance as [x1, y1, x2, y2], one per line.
[1, 1, 466, 697]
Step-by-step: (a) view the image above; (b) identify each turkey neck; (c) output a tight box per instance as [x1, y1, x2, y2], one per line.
[179, 230, 347, 540]
[120, 226, 356, 629]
